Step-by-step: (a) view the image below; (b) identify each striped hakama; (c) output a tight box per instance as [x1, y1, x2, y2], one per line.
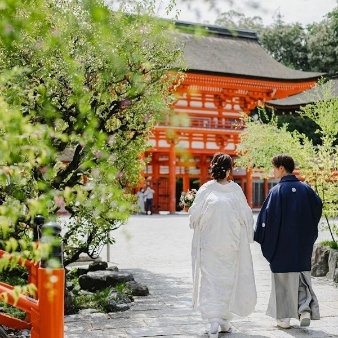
[266, 271, 320, 320]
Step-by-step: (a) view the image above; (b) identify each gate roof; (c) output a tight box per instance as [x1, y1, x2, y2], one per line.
[266, 78, 338, 108]
[174, 21, 323, 81]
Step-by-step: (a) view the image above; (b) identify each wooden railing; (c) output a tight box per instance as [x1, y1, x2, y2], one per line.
[158, 117, 245, 130]
[0, 217, 64, 338]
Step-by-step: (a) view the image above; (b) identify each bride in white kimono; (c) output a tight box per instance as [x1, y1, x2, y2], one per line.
[189, 153, 257, 337]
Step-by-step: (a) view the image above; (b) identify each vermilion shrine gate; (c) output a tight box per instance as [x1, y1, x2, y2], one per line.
[142, 22, 323, 213]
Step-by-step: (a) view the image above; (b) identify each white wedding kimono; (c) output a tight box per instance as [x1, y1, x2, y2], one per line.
[189, 180, 257, 323]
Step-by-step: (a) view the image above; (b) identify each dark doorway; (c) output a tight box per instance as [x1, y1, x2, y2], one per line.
[190, 178, 200, 190]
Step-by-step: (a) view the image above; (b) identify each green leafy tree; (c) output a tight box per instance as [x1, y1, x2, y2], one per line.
[297, 80, 338, 241]
[237, 80, 338, 243]
[237, 109, 313, 174]
[307, 9, 338, 76]
[213, 6, 338, 75]
[275, 114, 322, 146]
[215, 10, 264, 31]
[0, 0, 184, 267]
[260, 17, 310, 71]
[250, 106, 323, 146]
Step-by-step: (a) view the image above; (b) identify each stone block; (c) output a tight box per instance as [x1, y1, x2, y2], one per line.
[326, 249, 338, 281]
[311, 245, 330, 277]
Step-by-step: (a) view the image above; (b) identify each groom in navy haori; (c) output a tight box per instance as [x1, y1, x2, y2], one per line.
[254, 154, 322, 329]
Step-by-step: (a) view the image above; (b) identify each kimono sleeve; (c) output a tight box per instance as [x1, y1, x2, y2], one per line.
[254, 187, 282, 263]
[235, 189, 254, 243]
[188, 187, 209, 229]
[254, 196, 269, 245]
[307, 187, 323, 242]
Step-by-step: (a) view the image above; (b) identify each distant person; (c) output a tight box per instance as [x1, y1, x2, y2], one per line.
[189, 152, 256, 337]
[144, 184, 155, 215]
[136, 187, 145, 214]
[255, 154, 322, 329]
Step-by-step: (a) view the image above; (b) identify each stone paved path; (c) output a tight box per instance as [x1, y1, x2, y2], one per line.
[64, 213, 338, 337]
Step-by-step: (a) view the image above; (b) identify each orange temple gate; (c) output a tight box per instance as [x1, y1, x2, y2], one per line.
[140, 22, 323, 213]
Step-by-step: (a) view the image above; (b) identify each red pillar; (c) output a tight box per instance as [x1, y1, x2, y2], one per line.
[200, 154, 208, 186]
[246, 168, 253, 208]
[183, 170, 190, 192]
[169, 141, 176, 214]
[152, 153, 159, 182]
[152, 153, 159, 214]
[38, 268, 64, 338]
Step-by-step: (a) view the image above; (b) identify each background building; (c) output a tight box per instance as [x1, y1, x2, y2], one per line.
[142, 21, 323, 213]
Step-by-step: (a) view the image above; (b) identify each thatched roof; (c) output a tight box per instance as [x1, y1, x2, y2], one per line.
[174, 21, 324, 81]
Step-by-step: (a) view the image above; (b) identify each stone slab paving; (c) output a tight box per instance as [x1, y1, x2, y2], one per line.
[65, 213, 338, 337]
